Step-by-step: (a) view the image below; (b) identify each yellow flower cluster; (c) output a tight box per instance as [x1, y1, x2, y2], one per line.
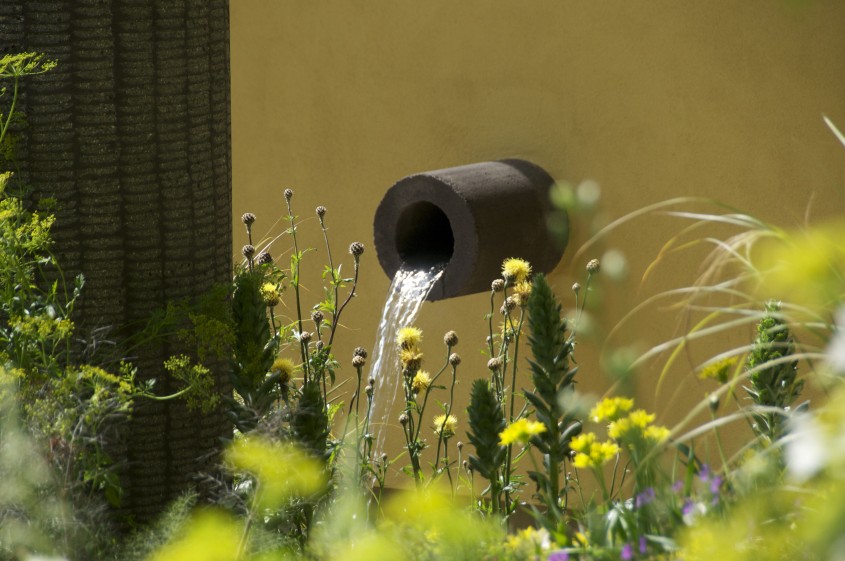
[270, 357, 296, 384]
[433, 414, 458, 438]
[590, 396, 634, 423]
[501, 257, 532, 283]
[697, 357, 738, 384]
[260, 282, 281, 307]
[397, 326, 424, 370]
[498, 418, 547, 446]
[411, 370, 432, 393]
[607, 409, 670, 444]
[569, 432, 619, 469]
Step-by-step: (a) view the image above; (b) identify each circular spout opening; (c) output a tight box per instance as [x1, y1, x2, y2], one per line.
[395, 201, 454, 267]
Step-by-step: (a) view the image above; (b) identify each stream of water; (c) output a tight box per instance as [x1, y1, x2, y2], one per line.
[367, 263, 445, 456]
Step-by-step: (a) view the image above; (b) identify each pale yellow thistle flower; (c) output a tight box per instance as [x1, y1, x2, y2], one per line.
[590, 396, 635, 424]
[498, 418, 547, 446]
[399, 348, 423, 369]
[411, 370, 432, 393]
[260, 282, 281, 307]
[270, 357, 296, 384]
[433, 414, 458, 438]
[396, 326, 423, 350]
[501, 258, 532, 284]
[512, 280, 533, 307]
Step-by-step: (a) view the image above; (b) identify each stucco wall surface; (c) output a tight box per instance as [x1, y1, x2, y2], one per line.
[230, 2, 845, 467]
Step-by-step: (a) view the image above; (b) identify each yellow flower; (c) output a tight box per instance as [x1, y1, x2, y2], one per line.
[411, 370, 432, 393]
[645, 424, 671, 443]
[433, 414, 458, 438]
[512, 281, 533, 307]
[399, 348, 423, 369]
[589, 396, 634, 423]
[501, 258, 532, 283]
[260, 282, 281, 306]
[569, 432, 597, 453]
[608, 409, 657, 441]
[270, 358, 296, 384]
[498, 418, 547, 446]
[396, 326, 423, 350]
[698, 357, 738, 384]
[572, 440, 619, 469]
[629, 409, 656, 428]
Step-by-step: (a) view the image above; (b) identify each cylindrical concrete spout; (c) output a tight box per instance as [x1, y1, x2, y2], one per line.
[373, 159, 568, 301]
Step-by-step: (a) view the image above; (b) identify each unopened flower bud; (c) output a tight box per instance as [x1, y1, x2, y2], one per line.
[449, 353, 461, 366]
[399, 413, 409, 426]
[352, 355, 366, 368]
[365, 385, 374, 397]
[241, 212, 256, 226]
[586, 258, 601, 274]
[299, 331, 312, 344]
[444, 331, 458, 347]
[487, 357, 502, 371]
[349, 241, 365, 257]
[242, 244, 255, 259]
[368, 376, 375, 386]
[353, 347, 368, 359]
[316, 205, 327, 218]
[491, 279, 505, 292]
[381, 453, 388, 462]
[284, 188, 294, 201]
[708, 394, 720, 413]
[456, 441, 463, 451]
[315, 341, 324, 352]
[572, 282, 581, 294]
[257, 251, 273, 265]
[311, 310, 324, 326]
[505, 296, 517, 311]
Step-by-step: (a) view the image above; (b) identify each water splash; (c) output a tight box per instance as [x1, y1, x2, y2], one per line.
[367, 263, 444, 455]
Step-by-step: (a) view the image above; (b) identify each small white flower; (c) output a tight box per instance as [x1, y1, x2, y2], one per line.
[785, 412, 828, 483]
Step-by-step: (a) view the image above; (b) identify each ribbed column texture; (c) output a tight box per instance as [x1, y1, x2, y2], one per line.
[0, 1, 233, 522]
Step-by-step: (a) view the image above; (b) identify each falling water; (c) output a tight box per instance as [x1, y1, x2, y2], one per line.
[367, 263, 445, 455]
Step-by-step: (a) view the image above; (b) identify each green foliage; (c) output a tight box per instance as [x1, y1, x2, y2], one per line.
[291, 379, 329, 461]
[467, 378, 507, 507]
[163, 354, 220, 414]
[523, 273, 580, 524]
[744, 301, 802, 444]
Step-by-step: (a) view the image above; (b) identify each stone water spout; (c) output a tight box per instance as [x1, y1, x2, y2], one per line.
[373, 159, 568, 299]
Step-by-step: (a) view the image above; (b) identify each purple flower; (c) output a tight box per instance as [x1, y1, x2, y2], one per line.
[710, 475, 723, 495]
[681, 499, 695, 516]
[548, 551, 569, 561]
[672, 480, 684, 493]
[639, 536, 647, 554]
[698, 464, 711, 483]
[635, 487, 656, 508]
[621, 543, 634, 561]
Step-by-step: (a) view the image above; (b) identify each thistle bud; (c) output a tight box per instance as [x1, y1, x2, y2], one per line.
[284, 188, 294, 201]
[572, 282, 581, 294]
[299, 331, 312, 344]
[316, 205, 327, 218]
[449, 353, 461, 366]
[381, 452, 388, 463]
[487, 357, 502, 371]
[311, 310, 324, 326]
[353, 347, 368, 359]
[352, 355, 366, 369]
[241, 212, 256, 226]
[256, 251, 273, 265]
[368, 377, 375, 386]
[365, 385, 374, 397]
[586, 258, 601, 275]
[399, 413, 409, 426]
[443, 330, 459, 347]
[349, 241, 365, 257]
[242, 244, 255, 259]
[456, 441, 463, 451]
[491, 279, 505, 293]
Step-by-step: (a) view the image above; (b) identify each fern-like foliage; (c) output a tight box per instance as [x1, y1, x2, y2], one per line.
[744, 301, 803, 444]
[524, 274, 581, 521]
[467, 379, 507, 500]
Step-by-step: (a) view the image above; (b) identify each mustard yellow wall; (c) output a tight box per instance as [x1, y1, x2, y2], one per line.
[230, 2, 845, 469]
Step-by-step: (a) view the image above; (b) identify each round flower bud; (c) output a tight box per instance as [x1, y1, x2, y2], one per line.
[352, 355, 366, 369]
[572, 282, 581, 294]
[311, 310, 324, 325]
[242, 244, 255, 259]
[349, 241, 365, 257]
[257, 251, 273, 265]
[316, 205, 327, 218]
[299, 331, 312, 344]
[381, 453, 388, 462]
[353, 346, 368, 359]
[586, 258, 601, 274]
[443, 330, 459, 347]
[399, 413, 409, 426]
[368, 376, 376, 386]
[487, 357, 502, 371]
[284, 188, 294, 201]
[449, 353, 461, 366]
[504, 296, 517, 311]
[241, 212, 256, 226]
[463, 460, 470, 471]
[365, 385, 374, 397]
[491, 279, 505, 293]
[315, 341, 324, 352]
[456, 441, 463, 451]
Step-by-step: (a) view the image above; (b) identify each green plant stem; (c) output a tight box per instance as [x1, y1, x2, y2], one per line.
[328, 259, 360, 348]
[0, 74, 19, 144]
